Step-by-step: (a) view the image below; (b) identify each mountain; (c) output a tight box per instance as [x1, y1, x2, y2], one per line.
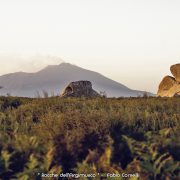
[0, 63, 153, 97]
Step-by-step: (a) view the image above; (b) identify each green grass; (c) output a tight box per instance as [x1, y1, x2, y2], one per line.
[0, 96, 179, 179]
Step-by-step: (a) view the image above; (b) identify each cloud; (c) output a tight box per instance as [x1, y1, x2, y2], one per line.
[18, 54, 64, 72]
[0, 54, 63, 75]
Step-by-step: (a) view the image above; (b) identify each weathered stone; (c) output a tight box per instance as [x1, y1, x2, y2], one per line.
[170, 64, 180, 82]
[158, 67, 180, 97]
[61, 81, 100, 98]
[158, 76, 176, 91]
[158, 64, 180, 97]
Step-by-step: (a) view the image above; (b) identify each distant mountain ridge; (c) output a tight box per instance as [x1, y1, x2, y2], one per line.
[0, 63, 153, 97]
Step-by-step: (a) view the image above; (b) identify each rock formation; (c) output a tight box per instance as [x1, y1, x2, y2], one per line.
[61, 81, 100, 98]
[170, 64, 180, 82]
[158, 64, 180, 97]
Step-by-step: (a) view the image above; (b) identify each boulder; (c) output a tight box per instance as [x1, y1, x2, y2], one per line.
[170, 64, 180, 82]
[158, 64, 180, 97]
[158, 76, 176, 91]
[61, 81, 100, 98]
[157, 76, 179, 97]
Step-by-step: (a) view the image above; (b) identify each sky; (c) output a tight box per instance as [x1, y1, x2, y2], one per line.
[0, 0, 180, 93]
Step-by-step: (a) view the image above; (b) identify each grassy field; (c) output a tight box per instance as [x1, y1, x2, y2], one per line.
[0, 96, 179, 179]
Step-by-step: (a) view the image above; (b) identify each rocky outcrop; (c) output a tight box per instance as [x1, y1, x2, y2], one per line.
[61, 81, 100, 98]
[158, 64, 180, 97]
[170, 64, 180, 82]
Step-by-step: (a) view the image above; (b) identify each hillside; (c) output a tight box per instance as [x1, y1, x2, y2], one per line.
[0, 63, 153, 97]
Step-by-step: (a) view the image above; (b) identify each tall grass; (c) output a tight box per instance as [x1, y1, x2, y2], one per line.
[0, 96, 179, 179]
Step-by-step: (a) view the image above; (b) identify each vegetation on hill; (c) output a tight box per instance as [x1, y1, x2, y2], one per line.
[0, 96, 179, 179]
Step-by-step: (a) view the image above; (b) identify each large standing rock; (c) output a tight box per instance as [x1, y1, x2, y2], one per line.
[158, 64, 180, 97]
[61, 81, 100, 98]
[158, 76, 180, 97]
[170, 64, 180, 82]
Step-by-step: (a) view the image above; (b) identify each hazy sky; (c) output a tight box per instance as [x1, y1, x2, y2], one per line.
[0, 0, 180, 93]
